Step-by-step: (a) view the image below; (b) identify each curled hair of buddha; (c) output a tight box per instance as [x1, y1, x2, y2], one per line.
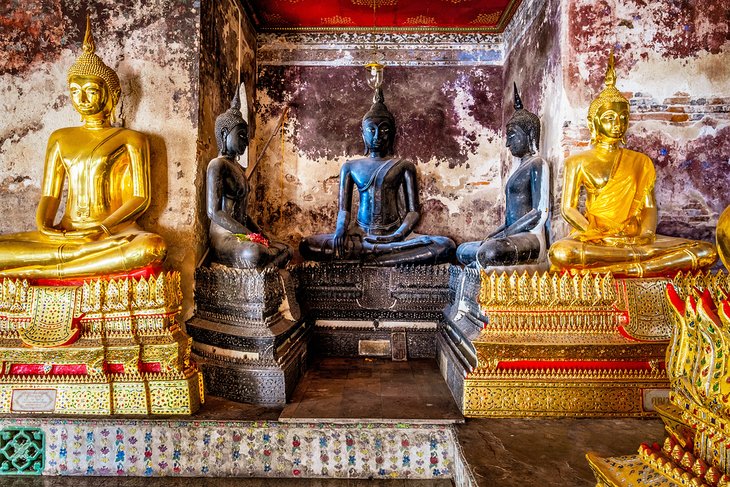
[215, 83, 248, 154]
[588, 51, 630, 142]
[506, 82, 541, 153]
[68, 16, 121, 109]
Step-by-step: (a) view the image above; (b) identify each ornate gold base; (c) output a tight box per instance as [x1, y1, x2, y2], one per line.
[465, 370, 668, 417]
[0, 371, 203, 415]
[459, 272, 676, 417]
[0, 271, 204, 416]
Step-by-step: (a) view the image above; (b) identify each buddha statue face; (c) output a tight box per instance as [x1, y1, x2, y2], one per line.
[222, 122, 248, 158]
[591, 101, 629, 145]
[506, 124, 531, 158]
[362, 116, 394, 157]
[69, 75, 110, 120]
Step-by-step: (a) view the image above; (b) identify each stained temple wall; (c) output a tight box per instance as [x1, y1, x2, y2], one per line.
[560, 0, 730, 243]
[0, 0, 729, 318]
[251, 34, 508, 248]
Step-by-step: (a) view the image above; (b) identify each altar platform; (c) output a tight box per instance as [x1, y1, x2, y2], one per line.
[0, 357, 668, 486]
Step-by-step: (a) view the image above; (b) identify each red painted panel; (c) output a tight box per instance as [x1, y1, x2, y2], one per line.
[244, 0, 520, 31]
[497, 360, 666, 371]
[139, 362, 162, 373]
[9, 363, 88, 375]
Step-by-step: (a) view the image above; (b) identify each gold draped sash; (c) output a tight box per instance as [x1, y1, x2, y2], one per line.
[585, 149, 655, 235]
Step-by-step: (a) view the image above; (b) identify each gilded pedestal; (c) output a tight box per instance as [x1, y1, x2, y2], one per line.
[0, 271, 203, 415]
[440, 267, 694, 417]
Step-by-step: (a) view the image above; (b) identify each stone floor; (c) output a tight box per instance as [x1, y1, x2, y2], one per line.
[281, 357, 463, 422]
[456, 417, 666, 486]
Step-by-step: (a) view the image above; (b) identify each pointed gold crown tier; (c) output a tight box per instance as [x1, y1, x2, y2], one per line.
[67, 16, 121, 103]
[0, 271, 203, 415]
[588, 50, 630, 121]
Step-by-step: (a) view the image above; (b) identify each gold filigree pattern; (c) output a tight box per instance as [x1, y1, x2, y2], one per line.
[404, 16, 436, 25]
[350, 0, 398, 7]
[471, 11, 502, 25]
[464, 377, 666, 418]
[0, 272, 202, 415]
[321, 16, 355, 26]
[21, 286, 82, 347]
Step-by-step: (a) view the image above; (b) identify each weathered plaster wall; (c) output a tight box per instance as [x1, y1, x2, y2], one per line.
[254, 36, 507, 253]
[502, 0, 563, 240]
[560, 0, 730, 243]
[197, 0, 257, 257]
[0, 0, 202, 313]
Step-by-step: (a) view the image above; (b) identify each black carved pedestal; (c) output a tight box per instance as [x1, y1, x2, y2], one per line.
[439, 265, 483, 410]
[187, 265, 308, 405]
[292, 263, 451, 360]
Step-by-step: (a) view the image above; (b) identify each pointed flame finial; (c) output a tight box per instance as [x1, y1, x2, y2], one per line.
[82, 15, 95, 54]
[513, 82, 523, 111]
[230, 85, 241, 110]
[604, 49, 616, 88]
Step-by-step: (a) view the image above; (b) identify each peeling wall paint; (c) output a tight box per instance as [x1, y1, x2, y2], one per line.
[561, 0, 730, 243]
[3, 0, 728, 294]
[252, 64, 506, 252]
[502, 0, 564, 241]
[197, 0, 257, 250]
[0, 0, 201, 315]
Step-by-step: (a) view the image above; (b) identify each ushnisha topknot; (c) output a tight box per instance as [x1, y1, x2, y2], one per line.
[362, 87, 395, 126]
[587, 50, 630, 123]
[215, 83, 248, 153]
[67, 16, 121, 107]
[507, 82, 541, 152]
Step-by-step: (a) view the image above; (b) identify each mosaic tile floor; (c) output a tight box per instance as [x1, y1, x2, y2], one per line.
[0, 478, 453, 486]
[280, 358, 463, 423]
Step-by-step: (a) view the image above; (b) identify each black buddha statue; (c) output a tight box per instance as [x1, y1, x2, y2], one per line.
[207, 85, 291, 269]
[300, 88, 455, 265]
[456, 84, 550, 272]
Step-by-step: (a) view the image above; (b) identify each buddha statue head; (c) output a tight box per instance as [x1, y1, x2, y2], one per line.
[67, 16, 121, 125]
[362, 87, 395, 157]
[215, 84, 249, 158]
[506, 83, 540, 157]
[587, 51, 630, 146]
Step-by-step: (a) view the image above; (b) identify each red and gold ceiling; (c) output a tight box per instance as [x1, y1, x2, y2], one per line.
[241, 0, 523, 33]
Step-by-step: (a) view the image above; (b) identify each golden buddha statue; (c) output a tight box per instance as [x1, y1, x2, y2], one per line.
[717, 206, 730, 269]
[548, 52, 717, 277]
[0, 18, 202, 415]
[0, 17, 166, 279]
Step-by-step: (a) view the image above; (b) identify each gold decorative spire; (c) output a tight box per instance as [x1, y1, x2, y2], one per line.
[587, 50, 629, 122]
[67, 15, 121, 106]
